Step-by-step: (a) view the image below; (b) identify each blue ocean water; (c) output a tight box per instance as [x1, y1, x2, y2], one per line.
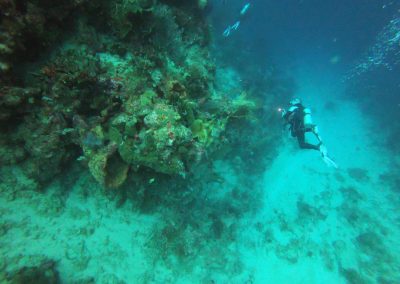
[1, 0, 400, 283]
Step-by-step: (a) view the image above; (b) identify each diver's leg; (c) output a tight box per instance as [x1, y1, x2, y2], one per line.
[307, 125, 322, 143]
[297, 132, 320, 150]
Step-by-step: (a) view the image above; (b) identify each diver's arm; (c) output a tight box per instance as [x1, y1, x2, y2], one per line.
[281, 109, 290, 126]
[282, 109, 293, 120]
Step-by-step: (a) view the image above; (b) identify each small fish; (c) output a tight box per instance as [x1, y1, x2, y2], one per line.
[240, 3, 251, 15]
[223, 26, 232, 37]
[231, 21, 240, 30]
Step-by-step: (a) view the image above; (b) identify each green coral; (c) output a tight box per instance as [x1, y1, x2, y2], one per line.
[190, 119, 212, 146]
[227, 92, 258, 119]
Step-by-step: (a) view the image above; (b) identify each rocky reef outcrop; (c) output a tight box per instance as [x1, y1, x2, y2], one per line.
[1, 0, 272, 189]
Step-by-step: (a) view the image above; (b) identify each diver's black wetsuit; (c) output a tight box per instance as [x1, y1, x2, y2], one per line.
[283, 104, 320, 151]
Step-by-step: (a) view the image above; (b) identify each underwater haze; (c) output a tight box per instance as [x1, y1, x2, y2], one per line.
[1, 0, 400, 283]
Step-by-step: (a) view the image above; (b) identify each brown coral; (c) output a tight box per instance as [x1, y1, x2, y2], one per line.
[88, 143, 130, 188]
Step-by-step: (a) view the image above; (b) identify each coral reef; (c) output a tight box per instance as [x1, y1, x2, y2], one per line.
[0, 0, 276, 190]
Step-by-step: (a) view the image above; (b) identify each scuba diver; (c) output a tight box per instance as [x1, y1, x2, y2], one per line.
[280, 98, 338, 168]
[223, 2, 251, 37]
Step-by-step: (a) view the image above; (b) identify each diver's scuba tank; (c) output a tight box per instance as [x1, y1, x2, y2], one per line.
[303, 107, 313, 128]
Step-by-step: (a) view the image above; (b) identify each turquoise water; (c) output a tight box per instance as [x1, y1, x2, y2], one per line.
[1, 0, 400, 283]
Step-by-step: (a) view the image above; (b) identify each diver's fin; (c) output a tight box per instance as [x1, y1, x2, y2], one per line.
[323, 155, 338, 168]
[319, 144, 338, 168]
[319, 144, 328, 156]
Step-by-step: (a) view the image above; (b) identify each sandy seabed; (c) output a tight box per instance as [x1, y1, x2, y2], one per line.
[1, 90, 400, 283]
